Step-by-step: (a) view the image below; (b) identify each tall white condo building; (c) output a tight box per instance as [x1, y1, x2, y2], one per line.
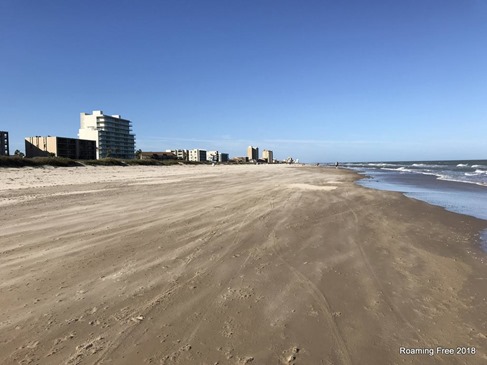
[78, 110, 136, 159]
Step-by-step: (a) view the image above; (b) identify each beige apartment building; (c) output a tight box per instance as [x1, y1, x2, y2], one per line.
[247, 146, 258, 161]
[25, 136, 96, 159]
[262, 149, 273, 163]
[0, 131, 9, 156]
[79, 110, 135, 159]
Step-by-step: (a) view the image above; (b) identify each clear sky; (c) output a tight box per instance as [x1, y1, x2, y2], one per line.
[1, 0, 486, 162]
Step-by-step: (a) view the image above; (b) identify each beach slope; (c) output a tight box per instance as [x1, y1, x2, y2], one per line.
[0, 165, 486, 364]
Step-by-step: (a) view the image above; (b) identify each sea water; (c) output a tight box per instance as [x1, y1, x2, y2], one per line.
[343, 160, 487, 187]
[338, 160, 487, 251]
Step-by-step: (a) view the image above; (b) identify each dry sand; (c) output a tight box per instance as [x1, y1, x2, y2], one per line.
[0, 164, 486, 365]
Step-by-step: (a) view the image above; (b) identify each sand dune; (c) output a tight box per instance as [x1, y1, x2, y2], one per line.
[0, 164, 486, 364]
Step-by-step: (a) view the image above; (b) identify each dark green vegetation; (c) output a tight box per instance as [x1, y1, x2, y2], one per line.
[0, 156, 208, 168]
[0, 156, 80, 167]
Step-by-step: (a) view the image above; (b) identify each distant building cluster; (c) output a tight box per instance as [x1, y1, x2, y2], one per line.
[3, 111, 286, 163]
[139, 149, 230, 163]
[245, 146, 275, 163]
[140, 145, 276, 164]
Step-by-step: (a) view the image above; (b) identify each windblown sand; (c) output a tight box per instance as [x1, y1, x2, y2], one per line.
[0, 164, 486, 364]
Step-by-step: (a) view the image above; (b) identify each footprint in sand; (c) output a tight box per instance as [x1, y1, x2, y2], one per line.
[283, 346, 300, 364]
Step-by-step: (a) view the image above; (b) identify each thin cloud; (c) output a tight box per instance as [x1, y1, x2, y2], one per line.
[139, 136, 391, 146]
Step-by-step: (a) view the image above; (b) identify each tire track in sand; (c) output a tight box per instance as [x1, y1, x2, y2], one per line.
[270, 230, 353, 365]
[89, 195, 266, 364]
[342, 193, 451, 364]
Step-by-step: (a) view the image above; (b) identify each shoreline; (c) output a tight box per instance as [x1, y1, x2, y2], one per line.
[1, 164, 486, 364]
[347, 166, 487, 225]
[339, 160, 487, 188]
[341, 166, 487, 254]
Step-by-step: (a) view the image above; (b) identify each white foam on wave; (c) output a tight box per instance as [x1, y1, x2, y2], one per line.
[387, 168, 487, 187]
[436, 174, 487, 187]
[351, 162, 487, 188]
[457, 163, 468, 167]
[381, 166, 412, 172]
[412, 163, 440, 168]
[472, 164, 487, 168]
[367, 163, 397, 167]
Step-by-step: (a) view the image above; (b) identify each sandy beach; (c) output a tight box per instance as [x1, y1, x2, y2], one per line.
[0, 164, 486, 365]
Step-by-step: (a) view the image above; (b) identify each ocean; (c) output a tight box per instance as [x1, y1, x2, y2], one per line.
[343, 160, 487, 188]
[338, 159, 487, 251]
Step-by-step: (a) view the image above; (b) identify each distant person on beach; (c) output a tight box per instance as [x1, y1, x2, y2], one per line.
[335, 162, 339, 168]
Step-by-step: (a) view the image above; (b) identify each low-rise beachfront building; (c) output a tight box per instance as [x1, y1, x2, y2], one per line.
[247, 146, 259, 161]
[166, 149, 189, 161]
[219, 153, 229, 163]
[0, 131, 9, 156]
[207, 150, 219, 162]
[79, 110, 135, 159]
[188, 149, 207, 162]
[25, 136, 96, 159]
[262, 149, 273, 163]
[231, 156, 248, 163]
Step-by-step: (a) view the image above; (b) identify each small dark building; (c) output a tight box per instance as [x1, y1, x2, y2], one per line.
[0, 131, 9, 156]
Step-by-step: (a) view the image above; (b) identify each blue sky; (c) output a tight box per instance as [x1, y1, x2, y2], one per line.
[1, 0, 486, 162]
